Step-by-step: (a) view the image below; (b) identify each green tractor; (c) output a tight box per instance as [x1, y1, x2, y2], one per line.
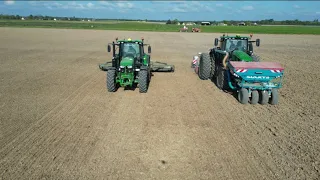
[198, 34, 261, 88]
[99, 37, 174, 93]
[196, 34, 285, 105]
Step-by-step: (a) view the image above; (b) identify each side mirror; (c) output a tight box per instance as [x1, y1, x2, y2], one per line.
[148, 45, 151, 53]
[107, 45, 111, 52]
[256, 39, 260, 47]
[214, 38, 219, 46]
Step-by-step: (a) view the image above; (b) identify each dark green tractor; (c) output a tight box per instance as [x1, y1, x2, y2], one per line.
[198, 34, 261, 89]
[99, 38, 174, 93]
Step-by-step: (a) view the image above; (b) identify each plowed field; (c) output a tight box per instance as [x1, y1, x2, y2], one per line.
[0, 28, 319, 180]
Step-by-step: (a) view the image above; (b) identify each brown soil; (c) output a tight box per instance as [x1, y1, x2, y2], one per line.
[0, 28, 319, 180]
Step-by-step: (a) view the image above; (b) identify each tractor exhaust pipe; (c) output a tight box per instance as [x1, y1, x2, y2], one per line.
[222, 52, 229, 69]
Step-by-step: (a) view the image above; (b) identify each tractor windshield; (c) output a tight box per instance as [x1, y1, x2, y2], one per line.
[226, 39, 248, 52]
[121, 43, 140, 59]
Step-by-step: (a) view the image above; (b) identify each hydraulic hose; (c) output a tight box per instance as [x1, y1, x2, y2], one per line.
[222, 52, 229, 69]
[226, 70, 237, 90]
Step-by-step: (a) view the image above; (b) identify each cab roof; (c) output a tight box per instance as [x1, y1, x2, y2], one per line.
[220, 34, 250, 40]
[116, 38, 144, 43]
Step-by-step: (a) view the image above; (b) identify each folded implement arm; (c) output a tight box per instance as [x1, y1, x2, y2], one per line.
[150, 61, 175, 72]
[99, 61, 174, 72]
[99, 61, 113, 71]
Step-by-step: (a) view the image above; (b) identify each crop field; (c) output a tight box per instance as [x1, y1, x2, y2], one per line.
[1, 20, 320, 34]
[0, 27, 319, 179]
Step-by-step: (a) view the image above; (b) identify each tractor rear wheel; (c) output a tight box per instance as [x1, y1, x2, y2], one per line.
[107, 70, 116, 92]
[251, 90, 259, 104]
[259, 90, 269, 105]
[139, 70, 149, 93]
[252, 54, 261, 62]
[270, 89, 279, 105]
[210, 55, 216, 79]
[238, 88, 249, 104]
[216, 66, 228, 90]
[198, 53, 211, 80]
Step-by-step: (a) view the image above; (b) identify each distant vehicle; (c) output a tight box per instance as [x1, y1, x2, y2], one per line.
[192, 28, 201, 32]
[179, 25, 188, 32]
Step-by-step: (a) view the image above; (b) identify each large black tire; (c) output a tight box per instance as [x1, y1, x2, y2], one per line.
[251, 54, 261, 62]
[216, 66, 229, 90]
[107, 70, 116, 92]
[139, 70, 149, 93]
[251, 90, 259, 105]
[198, 53, 211, 80]
[270, 89, 279, 105]
[210, 55, 216, 79]
[259, 90, 269, 105]
[238, 88, 249, 104]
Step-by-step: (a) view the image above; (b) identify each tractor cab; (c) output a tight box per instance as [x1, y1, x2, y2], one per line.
[213, 34, 260, 62]
[107, 38, 151, 70]
[215, 34, 256, 52]
[121, 42, 141, 59]
[118, 42, 141, 67]
[225, 38, 248, 52]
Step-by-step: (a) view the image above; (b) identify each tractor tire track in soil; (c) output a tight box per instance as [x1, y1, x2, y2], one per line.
[0, 28, 319, 179]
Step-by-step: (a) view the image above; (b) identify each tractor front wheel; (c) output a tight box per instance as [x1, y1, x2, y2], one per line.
[107, 70, 116, 92]
[238, 88, 249, 104]
[198, 53, 211, 80]
[139, 70, 149, 93]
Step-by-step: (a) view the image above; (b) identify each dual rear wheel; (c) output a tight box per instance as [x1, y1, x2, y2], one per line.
[198, 53, 211, 80]
[238, 88, 279, 105]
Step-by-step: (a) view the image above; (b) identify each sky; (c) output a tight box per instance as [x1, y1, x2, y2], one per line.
[1, 1, 320, 21]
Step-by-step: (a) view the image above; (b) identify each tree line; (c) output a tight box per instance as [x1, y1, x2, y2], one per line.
[0, 14, 92, 21]
[166, 18, 320, 26]
[1, 14, 319, 26]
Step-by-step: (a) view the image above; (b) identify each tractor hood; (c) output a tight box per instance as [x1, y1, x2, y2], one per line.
[120, 57, 134, 67]
[232, 50, 252, 62]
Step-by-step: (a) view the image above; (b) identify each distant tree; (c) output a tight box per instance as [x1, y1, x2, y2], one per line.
[166, 19, 172, 24]
[172, 19, 179, 24]
[245, 21, 251, 26]
[268, 19, 274, 24]
[223, 20, 228, 25]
